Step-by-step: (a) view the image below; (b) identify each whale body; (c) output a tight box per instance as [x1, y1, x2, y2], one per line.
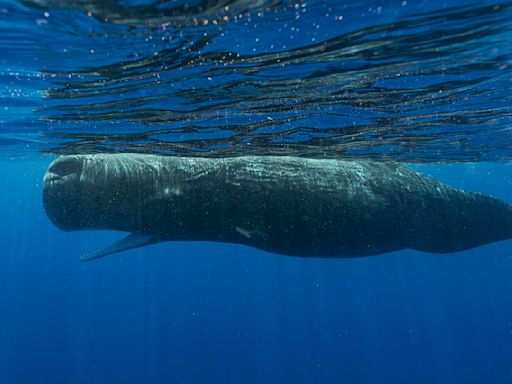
[43, 154, 512, 261]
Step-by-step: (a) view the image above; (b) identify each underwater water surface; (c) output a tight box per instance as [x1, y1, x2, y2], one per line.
[1, 0, 512, 383]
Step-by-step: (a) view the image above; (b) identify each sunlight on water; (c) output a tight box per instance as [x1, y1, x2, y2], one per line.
[0, 0, 511, 160]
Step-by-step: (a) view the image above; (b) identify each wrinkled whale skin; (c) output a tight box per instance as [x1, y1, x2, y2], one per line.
[43, 154, 512, 259]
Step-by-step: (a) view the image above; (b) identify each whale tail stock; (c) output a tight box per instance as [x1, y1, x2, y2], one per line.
[411, 190, 512, 254]
[80, 233, 162, 262]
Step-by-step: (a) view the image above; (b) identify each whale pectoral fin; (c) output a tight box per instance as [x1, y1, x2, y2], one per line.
[80, 233, 160, 262]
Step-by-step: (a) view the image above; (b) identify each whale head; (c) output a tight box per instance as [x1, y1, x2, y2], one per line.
[43, 155, 87, 231]
[43, 154, 164, 233]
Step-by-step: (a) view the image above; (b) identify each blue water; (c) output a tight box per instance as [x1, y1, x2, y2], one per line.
[1, 0, 512, 383]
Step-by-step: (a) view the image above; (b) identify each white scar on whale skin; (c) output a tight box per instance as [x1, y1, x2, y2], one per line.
[163, 186, 182, 196]
[43, 154, 512, 261]
[235, 227, 252, 238]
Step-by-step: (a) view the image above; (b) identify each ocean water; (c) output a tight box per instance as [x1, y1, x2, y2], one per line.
[1, 0, 512, 383]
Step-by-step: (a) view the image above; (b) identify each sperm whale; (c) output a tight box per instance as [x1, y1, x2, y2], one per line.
[43, 154, 512, 261]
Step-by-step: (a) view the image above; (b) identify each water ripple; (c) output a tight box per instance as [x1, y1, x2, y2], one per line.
[2, 0, 512, 161]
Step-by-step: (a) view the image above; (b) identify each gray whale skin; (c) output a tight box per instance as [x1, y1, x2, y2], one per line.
[43, 154, 512, 261]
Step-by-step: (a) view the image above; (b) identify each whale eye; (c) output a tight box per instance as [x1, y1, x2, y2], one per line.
[49, 156, 83, 177]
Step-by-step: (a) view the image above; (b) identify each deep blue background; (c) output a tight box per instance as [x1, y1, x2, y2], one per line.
[1, 0, 512, 382]
[0, 157, 511, 383]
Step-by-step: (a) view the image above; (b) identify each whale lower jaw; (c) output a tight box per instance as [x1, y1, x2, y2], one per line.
[80, 233, 162, 262]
